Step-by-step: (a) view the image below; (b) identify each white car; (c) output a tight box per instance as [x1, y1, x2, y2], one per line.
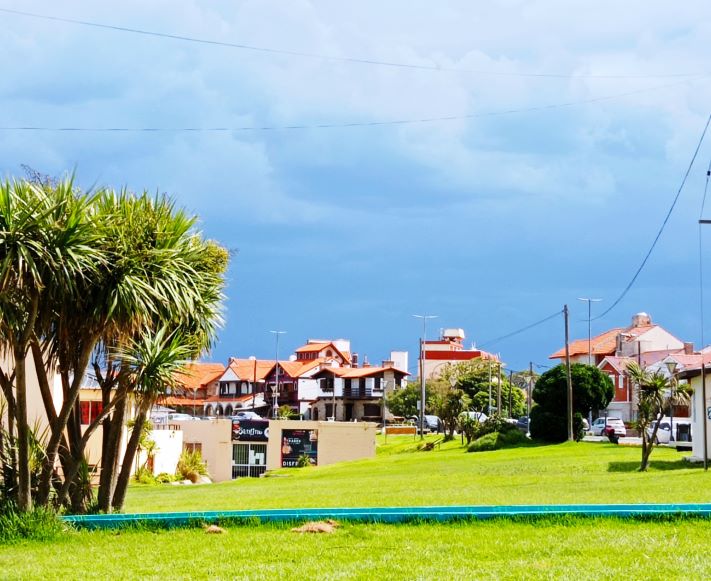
[591, 417, 626, 437]
[231, 411, 263, 420]
[647, 418, 693, 444]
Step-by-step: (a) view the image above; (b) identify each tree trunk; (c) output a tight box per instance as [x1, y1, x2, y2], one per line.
[14, 348, 32, 511]
[111, 397, 151, 510]
[97, 385, 128, 512]
[640, 413, 664, 471]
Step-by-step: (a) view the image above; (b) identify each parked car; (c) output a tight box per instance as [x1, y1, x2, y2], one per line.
[515, 416, 529, 432]
[167, 412, 198, 421]
[647, 418, 693, 444]
[407, 415, 444, 433]
[231, 411, 263, 421]
[461, 411, 488, 423]
[591, 417, 626, 437]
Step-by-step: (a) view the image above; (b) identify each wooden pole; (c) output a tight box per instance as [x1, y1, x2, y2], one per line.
[564, 304, 574, 441]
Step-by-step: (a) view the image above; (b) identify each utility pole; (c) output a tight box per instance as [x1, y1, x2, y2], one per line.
[528, 361, 533, 421]
[508, 369, 513, 418]
[496, 360, 502, 415]
[269, 330, 286, 419]
[488, 359, 492, 415]
[564, 305, 574, 441]
[703, 362, 708, 471]
[414, 314, 437, 440]
[577, 297, 602, 365]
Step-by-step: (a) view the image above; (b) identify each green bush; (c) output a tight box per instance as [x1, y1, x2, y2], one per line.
[155, 472, 175, 484]
[467, 429, 530, 453]
[468, 432, 500, 452]
[133, 466, 157, 485]
[0, 504, 67, 544]
[176, 450, 209, 483]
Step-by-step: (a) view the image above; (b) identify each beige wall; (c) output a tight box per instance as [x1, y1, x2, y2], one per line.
[177, 418, 232, 482]
[266, 420, 376, 471]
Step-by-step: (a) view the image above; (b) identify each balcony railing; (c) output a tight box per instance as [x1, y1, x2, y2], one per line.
[343, 387, 382, 399]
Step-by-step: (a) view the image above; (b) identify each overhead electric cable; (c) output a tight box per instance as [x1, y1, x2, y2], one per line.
[0, 77, 702, 134]
[595, 112, 711, 321]
[479, 310, 562, 349]
[0, 7, 703, 80]
[697, 157, 711, 352]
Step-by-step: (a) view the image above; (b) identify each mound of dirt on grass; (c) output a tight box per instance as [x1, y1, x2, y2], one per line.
[291, 519, 340, 534]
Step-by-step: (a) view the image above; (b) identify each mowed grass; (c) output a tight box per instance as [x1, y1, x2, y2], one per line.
[124, 437, 710, 513]
[4, 518, 711, 579]
[4, 440, 711, 579]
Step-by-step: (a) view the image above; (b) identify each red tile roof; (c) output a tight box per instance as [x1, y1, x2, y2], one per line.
[174, 362, 225, 392]
[226, 359, 276, 382]
[550, 328, 622, 359]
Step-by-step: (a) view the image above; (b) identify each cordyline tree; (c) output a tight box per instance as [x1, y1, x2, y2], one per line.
[626, 362, 691, 471]
[0, 177, 226, 513]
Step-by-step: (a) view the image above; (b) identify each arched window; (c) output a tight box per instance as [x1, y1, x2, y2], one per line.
[204, 405, 213, 416]
[225, 405, 233, 417]
[215, 405, 223, 416]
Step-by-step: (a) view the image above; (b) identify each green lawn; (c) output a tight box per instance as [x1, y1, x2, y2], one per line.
[4, 518, 711, 579]
[4, 438, 711, 579]
[125, 437, 709, 513]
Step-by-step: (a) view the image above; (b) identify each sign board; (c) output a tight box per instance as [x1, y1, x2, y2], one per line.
[281, 429, 318, 467]
[232, 419, 270, 442]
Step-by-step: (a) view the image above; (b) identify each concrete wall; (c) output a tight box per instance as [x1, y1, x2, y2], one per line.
[177, 418, 232, 482]
[266, 420, 376, 471]
[135, 428, 183, 476]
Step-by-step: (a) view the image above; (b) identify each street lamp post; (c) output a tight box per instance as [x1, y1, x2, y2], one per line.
[269, 330, 286, 419]
[665, 360, 678, 443]
[413, 314, 438, 440]
[577, 298, 603, 366]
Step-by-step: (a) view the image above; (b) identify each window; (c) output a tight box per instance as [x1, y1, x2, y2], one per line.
[374, 377, 382, 391]
[240, 382, 250, 395]
[79, 401, 103, 425]
[184, 442, 202, 454]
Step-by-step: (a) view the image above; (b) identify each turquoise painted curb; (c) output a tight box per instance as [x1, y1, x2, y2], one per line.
[63, 504, 711, 529]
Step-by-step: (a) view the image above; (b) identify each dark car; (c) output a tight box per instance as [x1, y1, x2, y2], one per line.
[515, 416, 529, 433]
[408, 415, 444, 433]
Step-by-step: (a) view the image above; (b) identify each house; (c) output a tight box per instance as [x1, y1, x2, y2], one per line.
[550, 312, 687, 421]
[421, 328, 499, 379]
[158, 362, 225, 416]
[204, 358, 275, 418]
[678, 355, 711, 462]
[311, 361, 408, 422]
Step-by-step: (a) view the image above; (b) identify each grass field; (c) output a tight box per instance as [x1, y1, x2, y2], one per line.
[125, 437, 710, 513]
[4, 438, 711, 579]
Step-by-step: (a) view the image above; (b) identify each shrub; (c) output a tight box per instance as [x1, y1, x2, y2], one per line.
[155, 472, 175, 484]
[0, 504, 67, 544]
[468, 432, 499, 452]
[134, 466, 156, 485]
[467, 429, 530, 453]
[176, 450, 209, 483]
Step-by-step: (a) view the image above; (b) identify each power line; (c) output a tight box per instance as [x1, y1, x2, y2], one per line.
[594, 112, 711, 321]
[479, 310, 562, 349]
[0, 77, 702, 134]
[0, 6, 703, 80]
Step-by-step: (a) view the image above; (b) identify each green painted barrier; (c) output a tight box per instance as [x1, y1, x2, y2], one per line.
[63, 503, 711, 529]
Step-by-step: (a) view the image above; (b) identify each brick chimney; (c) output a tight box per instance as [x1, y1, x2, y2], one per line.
[684, 342, 694, 355]
[352, 353, 359, 368]
[362, 356, 371, 368]
[382, 360, 395, 369]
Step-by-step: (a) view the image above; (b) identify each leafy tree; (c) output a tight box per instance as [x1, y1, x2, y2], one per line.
[626, 362, 691, 471]
[442, 359, 527, 417]
[530, 364, 614, 442]
[385, 382, 430, 419]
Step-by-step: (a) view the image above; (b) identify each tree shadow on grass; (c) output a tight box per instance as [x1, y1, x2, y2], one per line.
[607, 460, 701, 472]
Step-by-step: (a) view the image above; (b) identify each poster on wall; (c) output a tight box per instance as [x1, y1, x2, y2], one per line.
[232, 419, 270, 442]
[281, 429, 318, 467]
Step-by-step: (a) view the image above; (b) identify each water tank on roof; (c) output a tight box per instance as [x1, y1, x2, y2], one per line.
[442, 328, 465, 340]
[631, 313, 652, 327]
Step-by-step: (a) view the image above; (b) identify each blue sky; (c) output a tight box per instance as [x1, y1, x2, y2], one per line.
[1, 1, 710, 374]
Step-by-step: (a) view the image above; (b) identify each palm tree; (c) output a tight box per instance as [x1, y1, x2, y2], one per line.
[626, 362, 691, 471]
[0, 178, 99, 511]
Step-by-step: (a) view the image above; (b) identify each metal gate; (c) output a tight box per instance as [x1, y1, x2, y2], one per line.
[232, 443, 267, 478]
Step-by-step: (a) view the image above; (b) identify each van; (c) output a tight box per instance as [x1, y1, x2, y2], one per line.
[647, 418, 692, 444]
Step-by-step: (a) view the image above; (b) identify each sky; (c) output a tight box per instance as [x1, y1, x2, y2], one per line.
[1, 1, 710, 374]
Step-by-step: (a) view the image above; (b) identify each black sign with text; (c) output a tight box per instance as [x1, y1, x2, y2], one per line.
[280, 429, 318, 467]
[232, 419, 270, 441]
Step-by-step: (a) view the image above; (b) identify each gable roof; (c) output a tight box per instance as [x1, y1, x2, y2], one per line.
[550, 328, 622, 359]
[294, 341, 351, 363]
[175, 362, 225, 392]
[223, 359, 276, 382]
[315, 365, 409, 379]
